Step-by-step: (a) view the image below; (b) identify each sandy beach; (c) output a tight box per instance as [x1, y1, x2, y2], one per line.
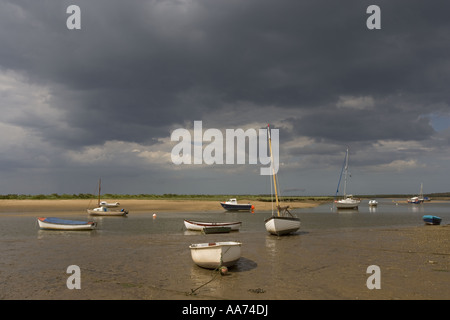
[0, 199, 449, 300]
[0, 198, 323, 215]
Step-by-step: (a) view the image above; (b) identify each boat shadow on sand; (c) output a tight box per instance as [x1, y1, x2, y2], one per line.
[232, 257, 258, 272]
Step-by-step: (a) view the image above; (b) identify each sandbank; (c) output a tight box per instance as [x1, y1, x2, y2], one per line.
[0, 198, 325, 216]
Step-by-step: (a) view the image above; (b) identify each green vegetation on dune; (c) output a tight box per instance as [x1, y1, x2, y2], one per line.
[0, 192, 449, 201]
[0, 193, 334, 202]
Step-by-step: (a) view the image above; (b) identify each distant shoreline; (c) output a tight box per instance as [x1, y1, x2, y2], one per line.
[1, 193, 449, 201]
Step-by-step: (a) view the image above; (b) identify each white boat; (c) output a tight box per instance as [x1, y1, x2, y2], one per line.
[87, 207, 128, 216]
[264, 124, 301, 236]
[265, 216, 302, 236]
[87, 178, 129, 216]
[368, 199, 378, 206]
[189, 241, 242, 269]
[408, 183, 425, 204]
[37, 217, 97, 231]
[184, 219, 241, 231]
[335, 195, 360, 209]
[334, 147, 360, 209]
[99, 201, 120, 208]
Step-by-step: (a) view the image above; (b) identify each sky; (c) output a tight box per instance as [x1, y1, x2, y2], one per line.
[1, 0, 450, 196]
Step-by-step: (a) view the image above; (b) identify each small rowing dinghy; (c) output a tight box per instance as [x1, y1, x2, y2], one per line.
[37, 217, 97, 231]
[422, 215, 442, 225]
[184, 219, 241, 232]
[189, 241, 242, 269]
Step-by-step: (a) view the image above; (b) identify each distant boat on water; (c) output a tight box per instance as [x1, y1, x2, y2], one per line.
[99, 201, 120, 208]
[87, 207, 128, 216]
[407, 196, 422, 204]
[220, 199, 254, 211]
[87, 179, 128, 216]
[37, 217, 97, 231]
[368, 199, 378, 206]
[264, 124, 300, 236]
[422, 215, 442, 225]
[334, 147, 360, 210]
[408, 183, 425, 204]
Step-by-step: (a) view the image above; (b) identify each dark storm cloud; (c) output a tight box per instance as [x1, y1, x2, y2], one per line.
[1, 0, 450, 195]
[2, 0, 450, 150]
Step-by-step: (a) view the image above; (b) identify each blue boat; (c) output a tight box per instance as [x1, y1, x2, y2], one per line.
[220, 199, 254, 211]
[422, 215, 442, 225]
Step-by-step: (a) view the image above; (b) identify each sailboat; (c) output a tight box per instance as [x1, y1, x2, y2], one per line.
[334, 147, 360, 209]
[264, 124, 301, 236]
[87, 179, 129, 216]
[408, 183, 425, 204]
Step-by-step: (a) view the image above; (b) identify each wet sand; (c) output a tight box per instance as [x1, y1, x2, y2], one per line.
[1, 200, 449, 300]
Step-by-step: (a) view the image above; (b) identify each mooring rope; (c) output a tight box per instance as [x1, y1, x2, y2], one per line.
[188, 248, 230, 295]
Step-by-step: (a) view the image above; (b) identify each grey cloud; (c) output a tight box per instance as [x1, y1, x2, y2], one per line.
[1, 0, 450, 194]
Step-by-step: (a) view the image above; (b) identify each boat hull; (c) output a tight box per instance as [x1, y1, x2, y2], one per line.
[184, 219, 241, 231]
[37, 217, 96, 231]
[422, 215, 442, 225]
[264, 216, 300, 236]
[87, 208, 128, 216]
[220, 203, 253, 211]
[407, 197, 423, 204]
[189, 241, 242, 269]
[335, 199, 360, 209]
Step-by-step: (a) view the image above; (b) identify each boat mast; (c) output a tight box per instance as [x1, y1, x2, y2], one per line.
[268, 124, 280, 217]
[343, 147, 349, 198]
[97, 178, 101, 207]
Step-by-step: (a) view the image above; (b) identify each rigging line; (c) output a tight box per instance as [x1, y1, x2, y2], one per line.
[189, 246, 233, 295]
[334, 150, 347, 200]
[270, 165, 274, 215]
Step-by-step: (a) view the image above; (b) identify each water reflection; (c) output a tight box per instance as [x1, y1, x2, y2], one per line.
[37, 229, 98, 239]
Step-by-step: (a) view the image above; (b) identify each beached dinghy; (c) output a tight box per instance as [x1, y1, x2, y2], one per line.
[422, 215, 442, 225]
[184, 219, 241, 232]
[189, 241, 242, 269]
[37, 217, 97, 231]
[264, 124, 300, 236]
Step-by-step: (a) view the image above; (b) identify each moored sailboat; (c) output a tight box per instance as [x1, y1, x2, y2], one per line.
[264, 124, 300, 236]
[334, 147, 360, 209]
[86, 179, 129, 216]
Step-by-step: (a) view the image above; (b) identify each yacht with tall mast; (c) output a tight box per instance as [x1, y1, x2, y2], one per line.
[334, 147, 360, 209]
[264, 124, 301, 235]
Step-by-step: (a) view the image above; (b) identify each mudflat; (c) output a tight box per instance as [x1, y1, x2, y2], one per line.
[0, 199, 448, 300]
